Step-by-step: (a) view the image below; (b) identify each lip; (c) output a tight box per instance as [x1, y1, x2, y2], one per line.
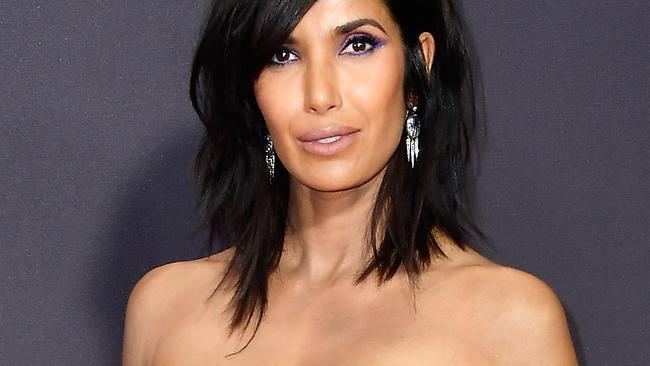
[297, 125, 360, 157]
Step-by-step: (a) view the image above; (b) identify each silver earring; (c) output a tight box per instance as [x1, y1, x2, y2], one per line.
[405, 106, 421, 168]
[265, 134, 275, 180]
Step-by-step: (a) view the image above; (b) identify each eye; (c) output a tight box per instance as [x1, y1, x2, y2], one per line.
[270, 48, 298, 66]
[340, 34, 382, 56]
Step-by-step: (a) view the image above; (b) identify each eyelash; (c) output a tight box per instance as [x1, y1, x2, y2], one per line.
[341, 34, 383, 56]
[268, 33, 383, 67]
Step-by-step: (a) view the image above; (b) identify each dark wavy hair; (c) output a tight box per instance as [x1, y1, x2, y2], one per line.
[189, 0, 485, 355]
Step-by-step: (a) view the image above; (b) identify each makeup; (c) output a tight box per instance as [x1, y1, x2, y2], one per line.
[298, 126, 360, 157]
[340, 32, 386, 56]
[267, 31, 387, 67]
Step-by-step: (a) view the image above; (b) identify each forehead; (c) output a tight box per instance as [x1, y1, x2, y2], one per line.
[292, 0, 396, 36]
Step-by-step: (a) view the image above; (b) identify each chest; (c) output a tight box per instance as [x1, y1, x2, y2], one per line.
[153, 327, 492, 366]
[151, 289, 496, 366]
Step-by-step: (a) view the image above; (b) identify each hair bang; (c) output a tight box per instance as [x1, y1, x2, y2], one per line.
[248, 0, 317, 77]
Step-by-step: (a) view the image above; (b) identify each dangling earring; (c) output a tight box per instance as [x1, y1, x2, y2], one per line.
[405, 105, 421, 168]
[265, 134, 275, 181]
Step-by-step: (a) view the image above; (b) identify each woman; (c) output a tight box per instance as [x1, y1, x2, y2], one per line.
[123, 0, 578, 364]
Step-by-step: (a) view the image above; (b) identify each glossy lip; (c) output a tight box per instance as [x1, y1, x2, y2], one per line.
[297, 125, 360, 142]
[297, 125, 360, 157]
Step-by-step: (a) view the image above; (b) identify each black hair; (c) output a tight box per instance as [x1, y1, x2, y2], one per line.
[189, 0, 485, 356]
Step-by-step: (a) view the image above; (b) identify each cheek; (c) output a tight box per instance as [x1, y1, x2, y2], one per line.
[255, 74, 314, 186]
[255, 74, 288, 129]
[351, 57, 404, 104]
[254, 73, 301, 145]
[346, 51, 406, 146]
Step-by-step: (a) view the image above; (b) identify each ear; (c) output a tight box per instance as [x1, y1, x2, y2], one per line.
[418, 32, 435, 75]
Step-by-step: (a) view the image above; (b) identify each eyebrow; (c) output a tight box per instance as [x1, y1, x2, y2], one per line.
[284, 18, 388, 45]
[334, 18, 388, 35]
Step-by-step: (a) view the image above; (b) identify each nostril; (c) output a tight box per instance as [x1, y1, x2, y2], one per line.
[303, 68, 342, 113]
[305, 90, 342, 114]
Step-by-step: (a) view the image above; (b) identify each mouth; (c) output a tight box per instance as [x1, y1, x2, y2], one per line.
[313, 135, 344, 144]
[297, 126, 360, 157]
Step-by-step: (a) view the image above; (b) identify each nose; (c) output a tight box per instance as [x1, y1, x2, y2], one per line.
[303, 59, 342, 114]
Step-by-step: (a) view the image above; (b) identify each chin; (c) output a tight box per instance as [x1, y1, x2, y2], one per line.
[304, 179, 363, 193]
[289, 164, 383, 193]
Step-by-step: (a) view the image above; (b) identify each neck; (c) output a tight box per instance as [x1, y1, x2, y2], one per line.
[280, 171, 385, 287]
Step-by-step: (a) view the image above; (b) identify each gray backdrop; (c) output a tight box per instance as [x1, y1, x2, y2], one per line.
[1, 1, 648, 365]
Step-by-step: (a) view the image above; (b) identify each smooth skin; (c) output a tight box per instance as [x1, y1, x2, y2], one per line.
[123, 0, 579, 364]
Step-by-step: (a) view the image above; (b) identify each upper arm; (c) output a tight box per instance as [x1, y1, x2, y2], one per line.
[122, 263, 178, 366]
[492, 269, 579, 365]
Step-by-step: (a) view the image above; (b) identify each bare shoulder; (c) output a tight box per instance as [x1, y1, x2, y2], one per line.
[122, 247, 235, 366]
[127, 247, 235, 307]
[451, 261, 565, 307]
[443, 261, 578, 365]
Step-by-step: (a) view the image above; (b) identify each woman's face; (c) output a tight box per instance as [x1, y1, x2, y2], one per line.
[254, 0, 408, 192]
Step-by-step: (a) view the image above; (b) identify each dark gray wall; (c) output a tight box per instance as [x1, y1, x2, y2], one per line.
[466, 2, 649, 364]
[1, 1, 647, 365]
